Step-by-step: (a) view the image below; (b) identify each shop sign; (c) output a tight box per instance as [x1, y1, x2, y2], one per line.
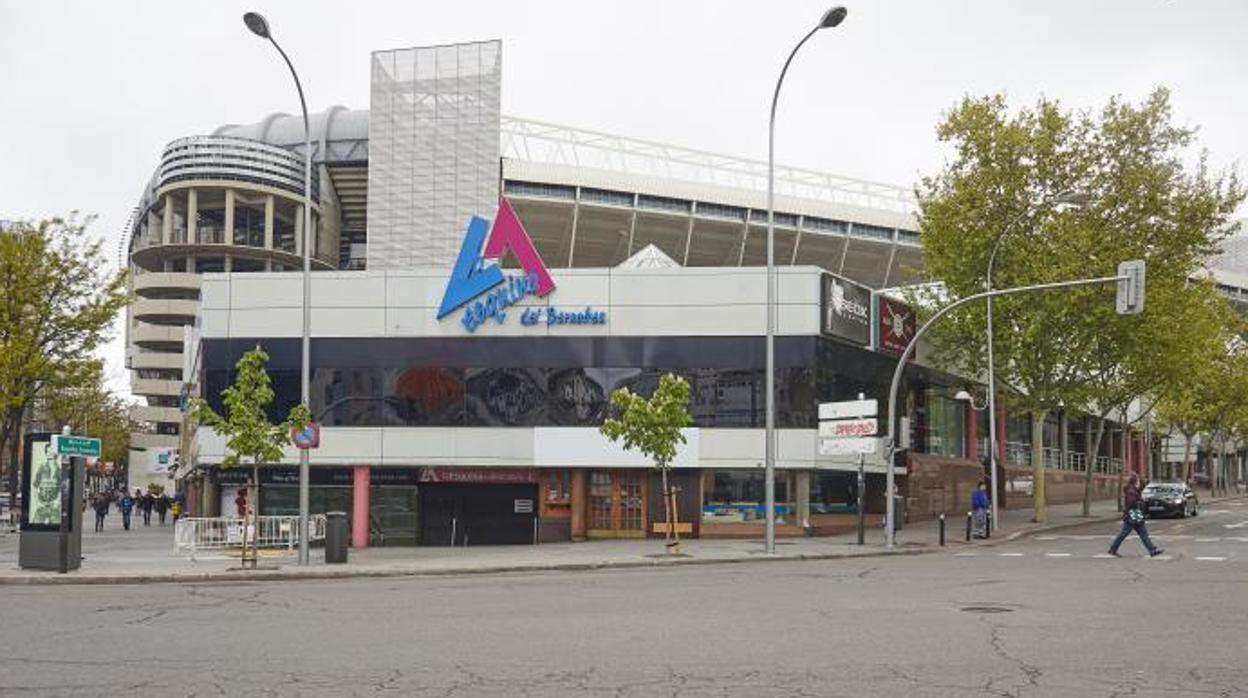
[418, 467, 536, 484]
[369, 467, 421, 486]
[877, 295, 917, 357]
[817, 418, 877, 438]
[437, 197, 607, 333]
[821, 273, 871, 345]
[214, 466, 352, 486]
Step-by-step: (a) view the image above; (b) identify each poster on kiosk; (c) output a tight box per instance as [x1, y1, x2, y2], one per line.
[19, 432, 85, 572]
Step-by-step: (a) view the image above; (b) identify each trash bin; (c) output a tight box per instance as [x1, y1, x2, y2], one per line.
[325, 511, 348, 564]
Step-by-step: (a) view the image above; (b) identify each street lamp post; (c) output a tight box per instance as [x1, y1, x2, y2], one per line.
[765, 5, 847, 555]
[983, 190, 1087, 535]
[244, 11, 314, 566]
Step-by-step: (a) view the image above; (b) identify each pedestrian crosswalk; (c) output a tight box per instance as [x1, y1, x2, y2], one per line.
[949, 551, 1231, 561]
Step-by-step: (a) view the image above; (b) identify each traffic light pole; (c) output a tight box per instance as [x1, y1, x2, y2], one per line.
[882, 270, 1138, 548]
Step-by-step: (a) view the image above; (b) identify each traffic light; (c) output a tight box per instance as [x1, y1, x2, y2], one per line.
[1116, 260, 1145, 315]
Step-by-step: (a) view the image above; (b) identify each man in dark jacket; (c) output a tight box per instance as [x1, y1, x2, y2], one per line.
[119, 492, 134, 531]
[1108, 473, 1163, 557]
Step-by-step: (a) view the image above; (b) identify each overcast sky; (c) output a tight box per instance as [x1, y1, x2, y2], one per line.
[2, 0, 1245, 397]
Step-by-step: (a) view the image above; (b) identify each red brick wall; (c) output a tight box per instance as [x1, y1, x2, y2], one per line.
[903, 453, 985, 522]
[1002, 466, 1119, 509]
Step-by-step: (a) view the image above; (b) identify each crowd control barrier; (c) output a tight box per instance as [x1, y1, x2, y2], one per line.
[174, 515, 326, 559]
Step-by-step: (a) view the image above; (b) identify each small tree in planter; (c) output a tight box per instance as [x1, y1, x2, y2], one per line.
[191, 346, 309, 567]
[600, 373, 693, 554]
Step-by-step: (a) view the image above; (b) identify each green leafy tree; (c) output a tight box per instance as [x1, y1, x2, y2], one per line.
[45, 361, 135, 492]
[917, 89, 1242, 522]
[191, 347, 310, 564]
[600, 373, 692, 554]
[0, 215, 128, 513]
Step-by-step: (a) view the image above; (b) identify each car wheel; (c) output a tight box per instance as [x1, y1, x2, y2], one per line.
[1178, 505, 1188, 519]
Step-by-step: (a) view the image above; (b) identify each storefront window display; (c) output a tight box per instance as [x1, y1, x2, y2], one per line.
[923, 388, 966, 459]
[701, 470, 792, 524]
[810, 471, 857, 514]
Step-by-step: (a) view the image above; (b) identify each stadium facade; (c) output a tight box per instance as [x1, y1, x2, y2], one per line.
[123, 40, 1238, 544]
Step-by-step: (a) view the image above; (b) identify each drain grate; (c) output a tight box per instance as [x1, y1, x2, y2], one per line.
[960, 605, 1014, 614]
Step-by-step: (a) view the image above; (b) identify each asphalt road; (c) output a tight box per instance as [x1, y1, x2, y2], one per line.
[3, 501, 1246, 697]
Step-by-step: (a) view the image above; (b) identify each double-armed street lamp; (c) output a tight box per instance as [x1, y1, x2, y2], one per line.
[243, 12, 314, 566]
[764, 5, 848, 555]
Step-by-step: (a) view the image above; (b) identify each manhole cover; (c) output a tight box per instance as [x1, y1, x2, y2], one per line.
[960, 605, 1014, 614]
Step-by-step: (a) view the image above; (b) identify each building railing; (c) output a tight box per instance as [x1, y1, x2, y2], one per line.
[174, 514, 326, 559]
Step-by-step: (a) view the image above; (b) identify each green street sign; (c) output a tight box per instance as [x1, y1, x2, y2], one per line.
[52, 434, 101, 458]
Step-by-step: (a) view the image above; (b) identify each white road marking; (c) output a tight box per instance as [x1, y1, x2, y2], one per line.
[1148, 555, 1174, 561]
[1195, 556, 1228, 562]
[999, 552, 1024, 557]
[1093, 554, 1117, 559]
[1045, 553, 1072, 558]
[1196, 538, 1219, 543]
[953, 552, 977, 557]
[1034, 535, 1057, 541]
[1223, 521, 1248, 529]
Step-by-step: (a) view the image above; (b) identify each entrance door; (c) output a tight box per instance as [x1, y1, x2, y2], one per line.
[588, 470, 647, 538]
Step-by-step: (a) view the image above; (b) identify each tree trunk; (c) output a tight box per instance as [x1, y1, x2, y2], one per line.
[1031, 411, 1046, 523]
[1123, 409, 1133, 514]
[250, 462, 261, 567]
[659, 465, 675, 554]
[1180, 433, 1194, 485]
[1082, 416, 1108, 517]
[3, 407, 26, 517]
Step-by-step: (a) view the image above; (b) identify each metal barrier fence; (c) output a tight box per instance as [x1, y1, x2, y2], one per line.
[175, 515, 326, 559]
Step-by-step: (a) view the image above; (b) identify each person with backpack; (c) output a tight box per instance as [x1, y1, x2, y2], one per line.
[92, 495, 110, 532]
[1108, 473, 1163, 558]
[155, 494, 169, 525]
[119, 491, 135, 531]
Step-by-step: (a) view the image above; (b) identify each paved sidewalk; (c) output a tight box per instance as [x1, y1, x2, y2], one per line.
[1, 491, 1238, 585]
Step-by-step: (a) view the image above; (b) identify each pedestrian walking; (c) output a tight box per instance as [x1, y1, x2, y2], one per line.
[119, 491, 134, 531]
[92, 495, 109, 533]
[155, 494, 169, 525]
[141, 491, 154, 526]
[1108, 473, 1164, 558]
[170, 497, 182, 523]
[971, 480, 990, 539]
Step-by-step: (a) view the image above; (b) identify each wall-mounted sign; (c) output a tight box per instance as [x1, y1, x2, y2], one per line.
[418, 467, 537, 485]
[437, 197, 607, 333]
[877, 295, 917, 357]
[821, 273, 871, 345]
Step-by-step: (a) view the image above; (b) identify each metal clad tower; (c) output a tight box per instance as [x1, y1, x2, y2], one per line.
[367, 40, 501, 269]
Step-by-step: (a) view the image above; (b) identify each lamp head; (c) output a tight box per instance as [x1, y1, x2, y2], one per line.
[243, 12, 271, 39]
[819, 6, 848, 28]
[1054, 190, 1092, 208]
[954, 390, 973, 403]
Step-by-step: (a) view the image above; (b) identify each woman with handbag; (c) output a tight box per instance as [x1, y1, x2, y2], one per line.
[1108, 473, 1163, 558]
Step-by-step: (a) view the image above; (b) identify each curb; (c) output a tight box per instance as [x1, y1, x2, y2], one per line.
[0, 545, 934, 586]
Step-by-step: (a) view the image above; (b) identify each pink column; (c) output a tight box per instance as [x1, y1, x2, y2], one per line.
[351, 465, 370, 549]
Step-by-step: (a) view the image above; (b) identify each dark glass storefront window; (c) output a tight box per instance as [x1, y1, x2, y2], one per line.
[811, 471, 857, 513]
[199, 336, 962, 432]
[702, 470, 792, 523]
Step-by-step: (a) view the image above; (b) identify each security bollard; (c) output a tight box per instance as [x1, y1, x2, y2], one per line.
[965, 511, 972, 542]
[939, 513, 946, 547]
[985, 512, 991, 539]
